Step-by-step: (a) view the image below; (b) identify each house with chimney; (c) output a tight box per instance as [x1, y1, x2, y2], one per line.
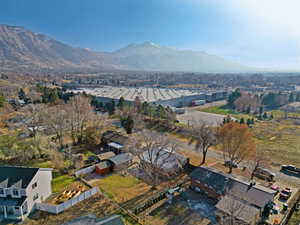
[0, 166, 52, 221]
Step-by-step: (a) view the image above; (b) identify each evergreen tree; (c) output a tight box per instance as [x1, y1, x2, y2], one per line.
[296, 92, 300, 102]
[246, 118, 251, 127]
[270, 114, 274, 120]
[117, 97, 125, 110]
[263, 112, 268, 119]
[0, 92, 5, 107]
[240, 117, 245, 124]
[18, 88, 26, 100]
[259, 106, 264, 115]
[251, 118, 255, 124]
[48, 90, 59, 103]
[227, 89, 241, 109]
[121, 115, 134, 134]
[246, 106, 251, 114]
[106, 100, 116, 115]
[288, 93, 294, 103]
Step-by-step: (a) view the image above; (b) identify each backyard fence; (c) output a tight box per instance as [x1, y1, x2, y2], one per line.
[75, 165, 95, 177]
[36, 187, 99, 214]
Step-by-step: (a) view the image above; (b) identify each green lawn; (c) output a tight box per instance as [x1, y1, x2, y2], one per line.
[199, 105, 253, 120]
[51, 175, 76, 193]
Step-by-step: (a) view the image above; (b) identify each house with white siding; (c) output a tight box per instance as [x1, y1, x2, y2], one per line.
[0, 166, 52, 221]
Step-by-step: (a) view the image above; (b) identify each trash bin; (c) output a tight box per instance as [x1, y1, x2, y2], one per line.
[283, 203, 288, 211]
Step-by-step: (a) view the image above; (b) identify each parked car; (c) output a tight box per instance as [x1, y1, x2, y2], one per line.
[253, 167, 276, 181]
[281, 165, 300, 174]
[280, 188, 292, 200]
[270, 184, 279, 193]
[224, 160, 238, 168]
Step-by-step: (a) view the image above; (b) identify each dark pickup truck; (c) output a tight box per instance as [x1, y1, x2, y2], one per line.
[281, 165, 300, 174]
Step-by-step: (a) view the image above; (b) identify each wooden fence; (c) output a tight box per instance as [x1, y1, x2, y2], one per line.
[36, 187, 99, 214]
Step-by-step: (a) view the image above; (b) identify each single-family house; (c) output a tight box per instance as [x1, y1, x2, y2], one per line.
[189, 166, 276, 209]
[101, 131, 128, 154]
[215, 196, 260, 225]
[141, 148, 189, 177]
[0, 166, 52, 221]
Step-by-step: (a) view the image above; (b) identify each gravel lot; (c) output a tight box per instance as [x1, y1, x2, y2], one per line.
[177, 108, 227, 127]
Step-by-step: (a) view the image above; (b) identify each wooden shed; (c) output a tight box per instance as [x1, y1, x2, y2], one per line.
[95, 161, 113, 176]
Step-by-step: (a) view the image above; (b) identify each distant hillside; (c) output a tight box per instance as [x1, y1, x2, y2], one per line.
[0, 24, 253, 73]
[112, 41, 251, 72]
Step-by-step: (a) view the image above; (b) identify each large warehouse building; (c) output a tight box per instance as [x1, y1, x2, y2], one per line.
[70, 86, 227, 107]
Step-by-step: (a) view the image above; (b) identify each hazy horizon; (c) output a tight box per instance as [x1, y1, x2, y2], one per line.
[1, 0, 300, 71]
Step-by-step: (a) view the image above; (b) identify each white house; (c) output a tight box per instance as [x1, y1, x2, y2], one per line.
[0, 166, 52, 221]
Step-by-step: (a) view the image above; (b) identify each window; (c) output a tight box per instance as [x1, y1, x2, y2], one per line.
[33, 193, 39, 201]
[12, 189, 19, 196]
[32, 182, 37, 189]
[0, 188, 4, 195]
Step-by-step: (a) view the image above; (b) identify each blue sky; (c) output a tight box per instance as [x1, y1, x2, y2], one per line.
[0, 0, 299, 70]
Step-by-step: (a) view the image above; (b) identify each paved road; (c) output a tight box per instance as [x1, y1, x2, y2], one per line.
[169, 134, 300, 187]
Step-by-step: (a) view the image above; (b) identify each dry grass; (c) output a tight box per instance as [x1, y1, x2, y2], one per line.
[253, 119, 300, 167]
[93, 174, 152, 204]
[210, 162, 251, 179]
[177, 148, 220, 167]
[23, 194, 119, 225]
[148, 201, 210, 225]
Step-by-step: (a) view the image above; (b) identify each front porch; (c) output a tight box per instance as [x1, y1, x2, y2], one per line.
[0, 198, 29, 221]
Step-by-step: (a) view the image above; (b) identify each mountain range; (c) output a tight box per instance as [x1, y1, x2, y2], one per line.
[0, 24, 252, 73]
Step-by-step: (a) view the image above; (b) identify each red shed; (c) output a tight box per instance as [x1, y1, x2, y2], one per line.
[95, 161, 113, 176]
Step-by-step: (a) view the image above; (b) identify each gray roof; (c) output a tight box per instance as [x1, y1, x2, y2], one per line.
[71, 86, 207, 102]
[190, 167, 276, 208]
[0, 166, 39, 188]
[142, 148, 188, 171]
[61, 214, 125, 225]
[216, 196, 260, 224]
[189, 167, 231, 195]
[227, 178, 276, 208]
[108, 153, 133, 166]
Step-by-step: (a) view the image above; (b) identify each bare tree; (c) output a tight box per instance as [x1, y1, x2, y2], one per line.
[248, 150, 269, 180]
[66, 95, 94, 144]
[189, 121, 217, 165]
[44, 104, 69, 149]
[21, 104, 46, 156]
[125, 130, 179, 187]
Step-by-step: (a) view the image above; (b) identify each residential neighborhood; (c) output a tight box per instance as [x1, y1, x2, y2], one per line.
[1, 1, 300, 224]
